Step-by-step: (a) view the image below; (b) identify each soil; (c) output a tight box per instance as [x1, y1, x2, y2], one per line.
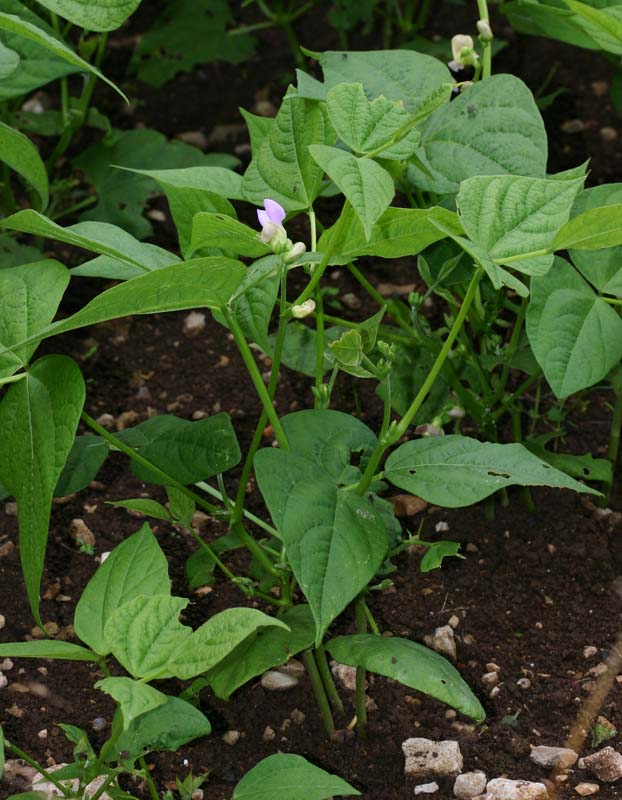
[2, 3, 622, 799]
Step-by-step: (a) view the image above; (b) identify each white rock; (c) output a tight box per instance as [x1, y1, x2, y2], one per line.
[0, 658, 13, 670]
[484, 778, 548, 800]
[0, 672, 7, 689]
[482, 672, 499, 687]
[423, 625, 456, 661]
[331, 662, 365, 691]
[260, 670, 298, 691]
[278, 658, 305, 678]
[530, 745, 578, 769]
[516, 678, 531, 690]
[0, 613, 5, 630]
[582, 747, 622, 782]
[183, 311, 206, 337]
[415, 782, 439, 794]
[222, 730, 240, 745]
[454, 771, 487, 798]
[575, 783, 599, 796]
[33, 765, 112, 799]
[403, 738, 463, 778]
[583, 646, 598, 659]
[448, 614, 460, 629]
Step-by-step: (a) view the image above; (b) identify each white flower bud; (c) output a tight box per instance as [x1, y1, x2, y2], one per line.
[450, 34, 479, 69]
[284, 241, 307, 263]
[477, 19, 493, 40]
[291, 299, 316, 319]
[447, 406, 466, 420]
[259, 221, 287, 248]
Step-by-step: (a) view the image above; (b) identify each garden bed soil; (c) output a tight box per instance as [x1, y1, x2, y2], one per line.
[2, 4, 622, 798]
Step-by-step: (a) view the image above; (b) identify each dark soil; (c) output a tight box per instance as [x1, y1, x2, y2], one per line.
[2, 3, 622, 799]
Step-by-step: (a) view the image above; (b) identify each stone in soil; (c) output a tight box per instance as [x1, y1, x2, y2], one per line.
[581, 746, 622, 781]
[483, 778, 549, 799]
[331, 661, 365, 691]
[529, 745, 578, 769]
[402, 738, 463, 778]
[453, 771, 487, 798]
[575, 783, 599, 796]
[423, 625, 456, 660]
[32, 764, 112, 799]
[260, 670, 298, 691]
[414, 782, 439, 794]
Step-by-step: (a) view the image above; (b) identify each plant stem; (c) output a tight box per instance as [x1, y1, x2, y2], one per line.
[354, 595, 368, 738]
[224, 309, 288, 449]
[476, 0, 492, 79]
[139, 757, 159, 800]
[195, 481, 280, 538]
[4, 739, 71, 796]
[231, 520, 281, 578]
[303, 649, 336, 734]
[314, 644, 344, 713]
[512, 408, 535, 512]
[490, 295, 528, 407]
[604, 385, 622, 504]
[356, 266, 484, 494]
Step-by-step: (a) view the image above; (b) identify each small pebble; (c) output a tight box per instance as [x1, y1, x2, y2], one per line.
[222, 730, 240, 746]
[530, 745, 578, 769]
[584, 646, 598, 659]
[414, 782, 439, 794]
[561, 119, 586, 134]
[91, 717, 107, 732]
[260, 670, 299, 691]
[290, 708, 305, 725]
[575, 783, 600, 796]
[278, 658, 305, 678]
[262, 726, 275, 742]
[37, 729, 48, 739]
[490, 685, 501, 699]
[0, 672, 7, 689]
[0, 614, 5, 630]
[435, 521, 450, 533]
[600, 127, 618, 142]
[486, 663, 501, 673]
[332, 662, 363, 691]
[453, 771, 487, 799]
[424, 625, 456, 661]
[482, 672, 499, 687]
[340, 292, 362, 310]
[448, 615, 460, 629]
[0, 658, 13, 671]
[517, 678, 532, 690]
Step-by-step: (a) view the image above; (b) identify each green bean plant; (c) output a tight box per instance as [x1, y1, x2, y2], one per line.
[2, 4, 622, 796]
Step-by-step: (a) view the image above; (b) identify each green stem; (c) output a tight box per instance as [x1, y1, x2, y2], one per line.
[195, 481, 280, 538]
[490, 295, 528, 407]
[354, 595, 368, 737]
[139, 757, 159, 800]
[224, 309, 288, 449]
[491, 372, 540, 423]
[512, 408, 535, 511]
[356, 266, 484, 494]
[314, 644, 344, 713]
[604, 385, 622, 504]
[476, 0, 492, 79]
[81, 412, 220, 516]
[231, 520, 281, 578]
[4, 740, 71, 796]
[303, 649, 335, 734]
[360, 598, 380, 635]
[501, 248, 549, 265]
[314, 286, 326, 408]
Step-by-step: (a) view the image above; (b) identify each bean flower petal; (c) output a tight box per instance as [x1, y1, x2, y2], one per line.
[263, 198, 286, 226]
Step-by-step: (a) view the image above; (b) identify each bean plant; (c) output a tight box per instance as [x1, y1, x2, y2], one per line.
[1, 1, 622, 798]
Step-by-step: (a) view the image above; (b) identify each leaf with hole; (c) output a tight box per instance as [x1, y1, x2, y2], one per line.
[95, 678, 167, 729]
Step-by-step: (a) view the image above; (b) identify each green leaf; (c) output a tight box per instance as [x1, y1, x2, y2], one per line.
[32, 0, 141, 32]
[0, 40, 19, 79]
[169, 608, 289, 679]
[185, 530, 243, 591]
[526, 256, 622, 397]
[300, 49, 450, 113]
[115, 413, 241, 485]
[2, 210, 180, 277]
[525, 439, 612, 484]
[567, 185, 622, 295]
[0, 121, 48, 208]
[320, 206, 462, 260]
[207, 605, 315, 699]
[242, 96, 334, 211]
[556, 203, 622, 255]
[233, 753, 360, 800]
[385, 433, 599, 507]
[0, 640, 94, 660]
[0, 233, 42, 268]
[563, 0, 622, 52]
[109, 498, 171, 521]
[233, 271, 279, 352]
[326, 82, 420, 159]
[104, 595, 191, 679]
[114, 696, 211, 762]
[0, 259, 69, 379]
[54, 435, 108, 497]
[327, 634, 485, 721]
[409, 74, 547, 195]
[309, 145, 394, 239]
[457, 174, 584, 275]
[0, 12, 126, 100]
[132, 0, 254, 87]
[0, 258, 245, 357]
[74, 129, 233, 240]
[0, 355, 84, 622]
[255, 412, 387, 643]
[420, 540, 463, 572]
[190, 213, 270, 258]
[74, 524, 170, 655]
[95, 678, 167, 730]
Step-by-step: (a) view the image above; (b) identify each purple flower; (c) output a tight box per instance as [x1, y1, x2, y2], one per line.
[257, 198, 286, 229]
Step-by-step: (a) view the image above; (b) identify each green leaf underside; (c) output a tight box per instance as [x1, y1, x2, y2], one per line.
[54, 435, 109, 497]
[384, 434, 598, 507]
[32, 0, 142, 32]
[457, 174, 583, 274]
[328, 634, 485, 721]
[190, 213, 270, 258]
[309, 144, 395, 239]
[0, 640, 94, 660]
[526, 256, 622, 397]
[74, 525, 170, 655]
[207, 605, 315, 699]
[0, 356, 85, 622]
[255, 411, 387, 643]
[95, 677, 167, 729]
[232, 753, 360, 800]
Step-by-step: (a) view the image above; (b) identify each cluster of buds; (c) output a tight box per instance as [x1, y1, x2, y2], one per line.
[257, 198, 307, 263]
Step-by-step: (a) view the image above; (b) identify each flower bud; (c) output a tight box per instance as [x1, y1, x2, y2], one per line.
[450, 34, 479, 70]
[291, 299, 316, 319]
[447, 406, 466, 420]
[259, 220, 285, 246]
[284, 241, 307, 263]
[477, 19, 493, 40]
